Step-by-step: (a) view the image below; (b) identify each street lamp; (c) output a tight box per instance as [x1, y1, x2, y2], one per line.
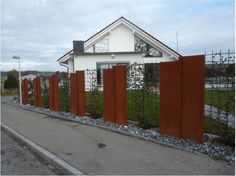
[12, 56, 22, 104]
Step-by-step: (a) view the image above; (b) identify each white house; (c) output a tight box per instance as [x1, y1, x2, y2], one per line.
[57, 16, 181, 86]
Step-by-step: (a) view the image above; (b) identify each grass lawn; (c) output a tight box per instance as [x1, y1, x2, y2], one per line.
[205, 89, 235, 114]
[1, 88, 18, 96]
[205, 117, 234, 135]
[85, 90, 234, 137]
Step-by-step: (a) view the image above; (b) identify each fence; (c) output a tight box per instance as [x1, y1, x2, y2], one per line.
[205, 50, 235, 146]
[160, 56, 205, 143]
[20, 52, 235, 145]
[127, 63, 160, 129]
[85, 69, 104, 118]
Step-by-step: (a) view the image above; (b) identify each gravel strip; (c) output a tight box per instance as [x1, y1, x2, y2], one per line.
[3, 99, 235, 165]
[205, 104, 235, 128]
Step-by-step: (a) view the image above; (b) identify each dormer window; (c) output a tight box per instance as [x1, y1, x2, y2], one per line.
[134, 36, 162, 57]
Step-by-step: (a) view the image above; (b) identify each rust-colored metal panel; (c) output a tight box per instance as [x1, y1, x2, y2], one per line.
[33, 79, 38, 107]
[103, 69, 115, 123]
[77, 71, 86, 116]
[25, 80, 29, 104]
[53, 74, 59, 111]
[22, 80, 26, 104]
[36, 77, 42, 107]
[114, 66, 127, 125]
[24, 79, 29, 104]
[70, 73, 78, 115]
[48, 76, 54, 110]
[160, 61, 182, 138]
[181, 55, 205, 143]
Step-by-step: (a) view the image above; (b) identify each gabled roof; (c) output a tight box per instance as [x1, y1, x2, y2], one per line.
[58, 16, 181, 63]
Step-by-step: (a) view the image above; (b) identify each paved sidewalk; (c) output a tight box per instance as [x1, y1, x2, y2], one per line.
[1, 103, 234, 175]
[1, 131, 55, 175]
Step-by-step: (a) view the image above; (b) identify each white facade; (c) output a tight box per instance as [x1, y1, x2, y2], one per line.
[58, 16, 181, 75]
[109, 24, 134, 52]
[73, 53, 172, 72]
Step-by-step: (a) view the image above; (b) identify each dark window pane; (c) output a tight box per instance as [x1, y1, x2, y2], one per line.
[134, 36, 163, 57]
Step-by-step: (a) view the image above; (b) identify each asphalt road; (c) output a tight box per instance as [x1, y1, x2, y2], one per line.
[1, 130, 55, 175]
[1, 97, 235, 175]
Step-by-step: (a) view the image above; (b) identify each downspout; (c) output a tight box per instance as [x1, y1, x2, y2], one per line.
[59, 62, 69, 77]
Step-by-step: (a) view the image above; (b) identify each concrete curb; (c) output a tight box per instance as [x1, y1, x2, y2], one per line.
[1, 123, 85, 175]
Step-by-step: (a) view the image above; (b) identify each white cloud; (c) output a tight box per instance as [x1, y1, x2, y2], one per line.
[1, 0, 235, 71]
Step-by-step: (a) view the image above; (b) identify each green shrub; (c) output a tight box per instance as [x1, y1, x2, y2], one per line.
[86, 88, 103, 118]
[128, 90, 159, 129]
[42, 93, 49, 108]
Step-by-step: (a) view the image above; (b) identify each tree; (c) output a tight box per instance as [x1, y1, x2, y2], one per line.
[4, 70, 19, 89]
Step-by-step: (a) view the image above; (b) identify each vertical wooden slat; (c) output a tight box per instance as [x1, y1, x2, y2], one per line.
[103, 69, 115, 123]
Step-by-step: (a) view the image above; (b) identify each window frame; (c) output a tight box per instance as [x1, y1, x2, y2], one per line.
[96, 61, 130, 85]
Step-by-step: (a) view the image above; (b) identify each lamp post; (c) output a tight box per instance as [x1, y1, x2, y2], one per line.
[12, 56, 22, 104]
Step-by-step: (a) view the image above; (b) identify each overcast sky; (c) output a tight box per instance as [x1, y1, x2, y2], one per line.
[1, 0, 235, 72]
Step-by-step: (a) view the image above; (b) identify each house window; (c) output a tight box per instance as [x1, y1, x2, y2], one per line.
[95, 36, 109, 52]
[97, 62, 129, 85]
[134, 36, 162, 57]
[85, 36, 109, 53]
[86, 46, 94, 53]
[144, 63, 160, 83]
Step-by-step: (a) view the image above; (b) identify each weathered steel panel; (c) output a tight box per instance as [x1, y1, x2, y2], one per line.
[53, 74, 59, 111]
[160, 61, 182, 138]
[114, 66, 127, 125]
[181, 55, 205, 143]
[22, 80, 26, 104]
[48, 76, 54, 110]
[70, 73, 77, 115]
[103, 69, 115, 123]
[36, 77, 42, 107]
[33, 79, 38, 107]
[77, 71, 86, 117]
[25, 79, 29, 104]
[23, 79, 29, 105]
